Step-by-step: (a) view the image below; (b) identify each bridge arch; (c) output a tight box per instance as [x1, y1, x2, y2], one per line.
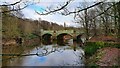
[57, 33, 72, 45]
[57, 33, 72, 39]
[76, 34, 83, 43]
[42, 33, 52, 45]
[76, 34, 83, 39]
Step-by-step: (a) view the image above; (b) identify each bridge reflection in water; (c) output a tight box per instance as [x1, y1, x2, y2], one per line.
[2, 39, 84, 66]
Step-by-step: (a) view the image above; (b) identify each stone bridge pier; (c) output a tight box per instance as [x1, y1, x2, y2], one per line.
[52, 31, 57, 40]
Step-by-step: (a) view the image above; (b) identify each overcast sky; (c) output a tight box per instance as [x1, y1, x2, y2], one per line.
[0, 0, 118, 27]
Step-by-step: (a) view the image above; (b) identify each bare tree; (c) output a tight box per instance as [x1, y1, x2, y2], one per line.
[36, 0, 119, 38]
[87, 9, 97, 36]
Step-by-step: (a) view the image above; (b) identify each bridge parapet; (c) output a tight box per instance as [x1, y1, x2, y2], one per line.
[41, 30, 54, 36]
[41, 30, 84, 37]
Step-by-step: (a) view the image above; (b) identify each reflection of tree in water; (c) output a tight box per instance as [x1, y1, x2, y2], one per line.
[2, 46, 62, 61]
[73, 41, 77, 51]
[57, 48, 84, 66]
[2, 43, 84, 66]
[36, 46, 63, 57]
[73, 51, 85, 66]
[2, 46, 62, 66]
[2, 46, 84, 66]
[2, 40, 83, 59]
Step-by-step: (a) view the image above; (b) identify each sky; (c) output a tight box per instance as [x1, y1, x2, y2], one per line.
[0, 0, 119, 27]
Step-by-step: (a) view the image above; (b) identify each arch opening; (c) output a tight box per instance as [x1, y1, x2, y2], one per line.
[42, 33, 52, 45]
[57, 33, 72, 45]
[76, 34, 83, 46]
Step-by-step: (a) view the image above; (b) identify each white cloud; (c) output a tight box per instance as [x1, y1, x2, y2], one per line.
[22, 8, 40, 20]
[22, 7, 80, 27]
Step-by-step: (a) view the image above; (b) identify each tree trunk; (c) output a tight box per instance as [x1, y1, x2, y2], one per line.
[105, 15, 109, 36]
[117, 1, 120, 42]
[113, 2, 117, 35]
[85, 9, 89, 40]
[93, 19, 97, 36]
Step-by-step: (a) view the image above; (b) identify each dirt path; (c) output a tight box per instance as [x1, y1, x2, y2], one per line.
[96, 47, 120, 66]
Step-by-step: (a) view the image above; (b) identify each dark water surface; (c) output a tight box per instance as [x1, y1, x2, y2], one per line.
[2, 40, 84, 66]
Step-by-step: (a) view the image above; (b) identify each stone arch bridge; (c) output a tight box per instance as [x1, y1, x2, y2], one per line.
[33, 30, 84, 45]
[41, 30, 84, 40]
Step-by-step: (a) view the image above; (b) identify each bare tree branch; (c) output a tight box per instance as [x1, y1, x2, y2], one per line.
[0, 0, 22, 6]
[64, 2, 104, 15]
[1, 4, 28, 13]
[36, 1, 104, 15]
[75, 2, 119, 23]
[36, 0, 73, 15]
[92, 2, 119, 20]
[1, 1, 40, 14]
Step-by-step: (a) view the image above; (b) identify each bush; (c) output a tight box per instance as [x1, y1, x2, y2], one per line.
[84, 42, 100, 56]
[104, 42, 120, 48]
[26, 33, 38, 39]
[88, 63, 99, 68]
[95, 42, 105, 48]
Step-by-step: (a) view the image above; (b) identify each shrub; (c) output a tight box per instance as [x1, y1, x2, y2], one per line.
[84, 42, 100, 56]
[88, 63, 99, 68]
[27, 33, 38, 39]
[104, 42, 120, 48]
[95, 41, 105, 48]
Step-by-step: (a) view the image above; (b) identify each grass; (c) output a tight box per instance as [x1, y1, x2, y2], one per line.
[84, 42, 101, 56]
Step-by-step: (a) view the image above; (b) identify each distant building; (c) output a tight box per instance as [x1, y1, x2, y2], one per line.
[64, 22, 66, 30]
[64, 22, 66, 27]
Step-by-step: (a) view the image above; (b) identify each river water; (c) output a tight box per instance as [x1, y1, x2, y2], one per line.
[2, 39, 84, 66]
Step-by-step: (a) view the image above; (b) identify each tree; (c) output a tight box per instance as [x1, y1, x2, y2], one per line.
[2, 6, 20, 39]
[73, 2, 98, 40]
[88, 9, 97, 36]
[117, 1, 120, 41]
[36, 0, 120, 40]
[112, 2, 118, 35]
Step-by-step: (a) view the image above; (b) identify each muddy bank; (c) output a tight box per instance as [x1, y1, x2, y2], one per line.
[2, 37, 41, 46]
[84, 35, 120, 66]
[86, 47, 120, 66]
[88, 35, 119, 43]
[96, 47, 120, 66]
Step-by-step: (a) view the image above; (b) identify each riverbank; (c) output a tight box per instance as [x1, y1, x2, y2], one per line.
[84, 35, 120, 67]
[2, 33, 41, 46]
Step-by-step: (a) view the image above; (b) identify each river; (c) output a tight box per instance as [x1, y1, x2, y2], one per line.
[2, 39, 84, 66]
